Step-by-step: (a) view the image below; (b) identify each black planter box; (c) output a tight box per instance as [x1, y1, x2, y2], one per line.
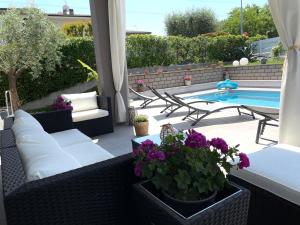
[133, 181, 250, 225]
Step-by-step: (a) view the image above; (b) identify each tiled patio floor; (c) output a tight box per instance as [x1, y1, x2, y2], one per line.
[96, 98, 278, 156]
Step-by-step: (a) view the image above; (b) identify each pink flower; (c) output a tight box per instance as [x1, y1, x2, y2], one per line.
[147, 150, 166, 161]
[136, 79, 144, 85]
[238, 153, 250, 169]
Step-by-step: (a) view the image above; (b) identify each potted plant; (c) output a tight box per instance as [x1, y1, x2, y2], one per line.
[136, 79, 145, 92]
[133, 130, 250, 223]
[51, 96, 73, 111]
[134, 115, 149, 136]
[183, 73, 192, 86]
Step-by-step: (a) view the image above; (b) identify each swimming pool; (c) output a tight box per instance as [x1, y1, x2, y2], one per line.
[186, 90, 280, 109]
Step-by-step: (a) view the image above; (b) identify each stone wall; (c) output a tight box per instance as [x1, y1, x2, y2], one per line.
[128, 66, 224, 90]
[225, 64, 283, 80]
[128, 64, 283, 90]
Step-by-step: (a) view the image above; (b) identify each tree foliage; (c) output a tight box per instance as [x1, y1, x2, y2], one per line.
[221, 4, 278, 38]
[165, 8, 217, 37]
[62, 21, 93, 37]
[0, 8, 64, 109]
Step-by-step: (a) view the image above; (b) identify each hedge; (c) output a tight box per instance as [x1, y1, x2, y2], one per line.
[0, 34, 266, 106]
[126, 34, 174, 68]
[0, 37, 95, 106]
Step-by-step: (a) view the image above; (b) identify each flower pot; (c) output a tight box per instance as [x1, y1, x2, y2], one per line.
[137, 85, 145, 92]
[134, 121, 149, 136]
[184, 80, 191, 86]
[133, 180, 250, 225]
[162, 190, 217, 216]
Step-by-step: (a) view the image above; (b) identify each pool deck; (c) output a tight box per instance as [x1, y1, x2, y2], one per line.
[96, 88, 279, 156]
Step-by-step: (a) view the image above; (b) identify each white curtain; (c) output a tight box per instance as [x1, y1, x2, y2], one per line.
[108, 0, 127, 123]
[269, 0, 300, 146]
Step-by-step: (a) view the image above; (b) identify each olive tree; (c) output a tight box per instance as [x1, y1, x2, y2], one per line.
[165, 8, 217, 37]
[0, 8, 64, 110]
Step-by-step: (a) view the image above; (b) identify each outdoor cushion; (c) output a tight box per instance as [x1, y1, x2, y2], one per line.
[14, 109, 33, 119]
[12, 114, 44, 137]
[62, 91, 98, 112]
[25, 152, 81, 181]
[62, 142, 114, 167]
[72, 109, 109, 122]
[16, 131, 63, 163]
[230, 144, 300, 206]
[51, 129, 92, 147]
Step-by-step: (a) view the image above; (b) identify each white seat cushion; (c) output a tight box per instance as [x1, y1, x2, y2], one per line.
[62, 142, 114, 166]
[51, 129, 91, 147]
[72, 109, 109, 122]
[230, 144, 300, 206]
[62, 91, 98, 112]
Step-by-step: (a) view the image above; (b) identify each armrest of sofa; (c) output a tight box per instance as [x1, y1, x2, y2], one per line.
[33, 109, 74, 133]
[4, 153, 137, 225]
[3, 117, 14, 130]
[97, 96, 112, 115]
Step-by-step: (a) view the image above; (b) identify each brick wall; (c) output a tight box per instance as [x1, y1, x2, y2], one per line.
[225, 64, 283, 80]
[128, 66, 224, 90]
[128, 64, 283, 90]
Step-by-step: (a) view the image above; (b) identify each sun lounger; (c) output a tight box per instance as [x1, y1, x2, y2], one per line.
[147, 86, 181, 114]
[171, 95, 244, 126]
[129, 87, 159, 108]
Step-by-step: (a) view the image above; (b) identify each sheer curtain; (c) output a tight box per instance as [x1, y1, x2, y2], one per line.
[108, 0, 127, 123]
[269, 0, 300, 146]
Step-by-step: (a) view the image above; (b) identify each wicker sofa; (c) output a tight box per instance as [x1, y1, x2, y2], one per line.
[0, 109, 136, 225]
[61, 92, 114, 137]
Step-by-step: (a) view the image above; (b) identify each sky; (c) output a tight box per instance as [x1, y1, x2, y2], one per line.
[0, 0, 268, 35]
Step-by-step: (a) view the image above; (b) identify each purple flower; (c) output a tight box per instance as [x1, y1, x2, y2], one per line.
[185, 129, 208, 148]
[134, 161, 143, 177]
[238, 153, 250, 169]
[140, 139, 156, 152]
[56, 96, 65, 102]
[147, 150, 166, 161]
[210, 138, 229, 153]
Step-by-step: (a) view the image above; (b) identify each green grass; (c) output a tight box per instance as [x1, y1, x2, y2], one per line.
[224, 58, 284, 67]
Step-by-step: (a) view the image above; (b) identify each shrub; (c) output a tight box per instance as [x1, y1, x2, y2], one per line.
[168, 35, 210, 64]
[62, 21, 93, 37]
[207, 35, 246, 62]
[165, 8, 217, 37]
[246, 34, 267, 44]
[202, 32, 229, 38]
[126, 35, 174, 68]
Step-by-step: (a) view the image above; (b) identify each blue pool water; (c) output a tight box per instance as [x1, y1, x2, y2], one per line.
[186, 90, 280, 109]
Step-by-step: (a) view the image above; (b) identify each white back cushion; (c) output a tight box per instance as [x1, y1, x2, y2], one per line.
[14, 109, 33, 119]
[12, 112, 44, 137]
[17, 131, 62, 163]
[62, 92, 98, 112]
[16, 131, 81, 181]
[25, 153, 81, 181]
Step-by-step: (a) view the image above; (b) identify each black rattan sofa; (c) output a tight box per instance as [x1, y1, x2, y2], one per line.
[1, 110, 136, 225]
[73, 96, 114, 137]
